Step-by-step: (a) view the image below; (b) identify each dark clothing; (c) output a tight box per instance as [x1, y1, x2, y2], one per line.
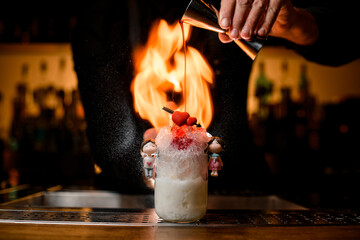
[71, 0, 358, 193]
[291, 0, 359, 66]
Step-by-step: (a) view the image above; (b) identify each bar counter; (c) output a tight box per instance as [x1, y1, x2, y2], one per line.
[1, 222, 360, 240]
[0, 186, 359, 239]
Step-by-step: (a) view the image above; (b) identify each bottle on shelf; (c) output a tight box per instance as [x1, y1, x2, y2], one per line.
[254, 61, 273, 120]
[298, 64, 310, 104]
[277, 61, 293, 120]
[10, 83, 27, 151]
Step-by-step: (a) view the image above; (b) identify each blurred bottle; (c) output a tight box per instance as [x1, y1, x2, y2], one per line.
[40, 60, 48, 86]
[18, 62, 40, 118]
[10, 83, 27, 151]
[55, 89, 65, 122]
[277, 61, 293, 119]
[31, 61, 49, 153]
[69, 89, 88, 153]
[43, 86, 58, 114]
[17, 63, 37, 118]
[57, 58, 66, 89]
[20, 63, 29, 83]
[296, 64, 319, 150]
[298, 64, 310, 104]
[280, 61, 292, 88]
[255, 61, 273, 120]
[32, 88, 47, 152]
[296, 64, 317, 120]
[44, 86, 59, 153]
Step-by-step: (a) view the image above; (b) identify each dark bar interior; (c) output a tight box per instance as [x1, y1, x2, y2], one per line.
[0, 0, 360, 239]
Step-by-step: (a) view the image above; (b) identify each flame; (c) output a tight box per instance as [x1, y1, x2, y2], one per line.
[131, 19, 214, 129]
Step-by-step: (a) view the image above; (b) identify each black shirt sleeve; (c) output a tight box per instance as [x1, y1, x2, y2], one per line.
[290, 1, 359, 66]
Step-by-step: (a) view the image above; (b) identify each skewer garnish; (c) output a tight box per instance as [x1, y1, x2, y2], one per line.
[162, 106, 174, 114]
[162, 106, 201, 127]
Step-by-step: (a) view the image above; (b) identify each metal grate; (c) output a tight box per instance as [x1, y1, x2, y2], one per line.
[200, 210, 360, 226]
[0, 209, 359, 226]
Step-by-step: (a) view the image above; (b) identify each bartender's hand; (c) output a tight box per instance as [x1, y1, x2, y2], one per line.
[218, 0, 319, 46]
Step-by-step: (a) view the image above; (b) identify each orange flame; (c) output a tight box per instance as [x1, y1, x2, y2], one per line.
[131, 19, 214, 129]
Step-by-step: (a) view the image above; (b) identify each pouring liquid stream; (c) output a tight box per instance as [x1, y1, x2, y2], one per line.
[180, 21, 187, 112]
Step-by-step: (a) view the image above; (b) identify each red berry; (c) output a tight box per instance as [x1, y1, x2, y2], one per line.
[172, 111, 190, 126]
[186, 117, 197, 126]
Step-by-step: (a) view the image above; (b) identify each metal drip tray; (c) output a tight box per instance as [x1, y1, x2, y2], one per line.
[0, 209, 359, 226]
[7, 190, 155, 209]
[3, 189, 306, 210]
[2, 189, 359, 227]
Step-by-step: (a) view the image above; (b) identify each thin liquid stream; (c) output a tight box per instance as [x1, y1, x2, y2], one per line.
[180, 21, 187, 112]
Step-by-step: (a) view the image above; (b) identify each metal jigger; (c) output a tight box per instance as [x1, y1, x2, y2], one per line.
[181, 0, 265, 60]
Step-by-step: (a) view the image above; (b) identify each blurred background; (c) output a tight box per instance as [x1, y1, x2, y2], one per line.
[1, 1, 360, 210]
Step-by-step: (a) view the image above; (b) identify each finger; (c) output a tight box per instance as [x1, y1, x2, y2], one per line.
[229, 0, 253, 39]
[240, 0, 268, 40]
[218, 32, 233, 43]
[219, 0, 236, 30]
[257, 0, 282, 36]
[253, 12, 266, 35]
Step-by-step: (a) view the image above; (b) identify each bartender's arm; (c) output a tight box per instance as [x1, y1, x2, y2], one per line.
[218, 0, 318, 46]
[218, 0, 359, 66]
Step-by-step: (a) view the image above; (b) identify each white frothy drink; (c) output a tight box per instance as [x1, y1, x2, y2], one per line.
[154, 125, 210, 223]
[155, 176, 208, 222]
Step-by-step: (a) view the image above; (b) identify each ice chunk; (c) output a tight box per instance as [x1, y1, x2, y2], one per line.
[155, 125, 210, 180]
